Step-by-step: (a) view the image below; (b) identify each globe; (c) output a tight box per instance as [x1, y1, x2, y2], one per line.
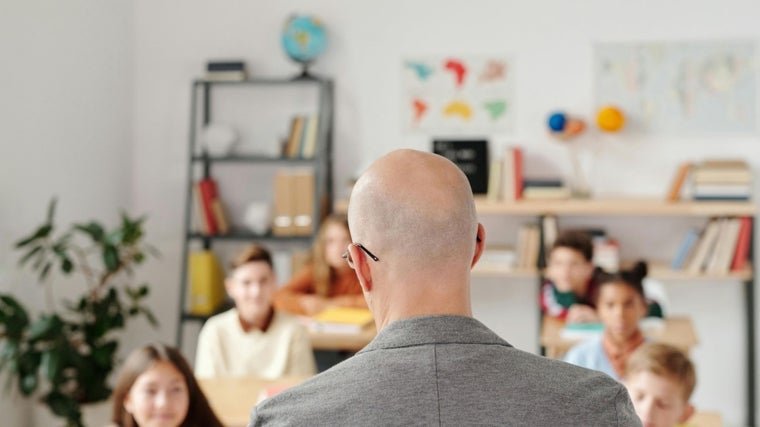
[281, 14, 327, 78]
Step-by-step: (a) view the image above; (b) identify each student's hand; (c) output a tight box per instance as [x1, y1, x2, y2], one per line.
[300, 295, 331, 316]
[566, 304, 599, 323]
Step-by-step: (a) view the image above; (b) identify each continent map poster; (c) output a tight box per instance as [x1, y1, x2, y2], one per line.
[403, 56, 514, 133]
[595, 40, 756, 134]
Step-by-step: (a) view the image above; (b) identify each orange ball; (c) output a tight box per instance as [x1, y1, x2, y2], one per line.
[597, 106, 625, 132]
[564, 119, 586, 136]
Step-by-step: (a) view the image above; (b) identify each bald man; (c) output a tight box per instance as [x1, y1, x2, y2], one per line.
[249, 149, 640, 426]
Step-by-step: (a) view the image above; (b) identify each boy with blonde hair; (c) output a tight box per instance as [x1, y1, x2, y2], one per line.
[625, 342, 696, 427]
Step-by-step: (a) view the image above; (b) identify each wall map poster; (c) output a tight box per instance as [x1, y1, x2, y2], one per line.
[403, 56, 514, 133]
[595, 40, 757, 134]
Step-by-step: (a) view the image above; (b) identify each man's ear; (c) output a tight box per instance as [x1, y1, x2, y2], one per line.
[471, 223, 486, 268]
[352, 245, 373, 293]
[678, 403, 696, 424]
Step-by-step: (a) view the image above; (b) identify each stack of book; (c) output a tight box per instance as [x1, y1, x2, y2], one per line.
[475, 246, 517, 271]
[671, 216, 752, 273]
[308, 307, 374, 334]
[522, 178, 570, 200]
[691, 159, 752, 201]
[205, 60, 248, 82]
[283, 116, 319, 159]
[591, 234, 620, 273]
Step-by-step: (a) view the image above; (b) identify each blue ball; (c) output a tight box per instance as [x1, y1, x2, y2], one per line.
[547, 112, 567, 132]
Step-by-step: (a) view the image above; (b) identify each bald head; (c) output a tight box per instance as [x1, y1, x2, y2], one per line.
[348, 149, 478, 272]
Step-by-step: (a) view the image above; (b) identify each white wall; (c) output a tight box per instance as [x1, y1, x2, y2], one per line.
[0, 1, 134, 425]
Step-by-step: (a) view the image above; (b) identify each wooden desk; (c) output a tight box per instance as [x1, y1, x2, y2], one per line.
[198, 376, 310, 427]
[308, 323, 376, 351]
[682, 411, 723, 427]
[541, 316, 698, 359]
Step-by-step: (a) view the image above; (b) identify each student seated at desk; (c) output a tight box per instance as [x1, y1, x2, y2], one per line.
[540, 230, 601, 323]
[273, 214, 366, 316]
[624, 342, 697, 427]
[541, 230, 663, 322]
[564, 261, 649, 381]
[111, 343, 224, 427]
[195, 245, 316, 379]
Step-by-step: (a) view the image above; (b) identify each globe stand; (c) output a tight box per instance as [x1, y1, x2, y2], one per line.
[292, 62, 318, 81]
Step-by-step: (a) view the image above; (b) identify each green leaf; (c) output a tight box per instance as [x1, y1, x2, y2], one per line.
[102, 245, 119, 272]
[40, 349, 63, 381]
[14, 224, 53, 248]
[74, 222, 105, 242]
[44, 391, 82, 424]
[134, 252, 145, 263]
[19, 372, 37, 396]
[18, 245, 43, 267]
[39, 261, 53, 282]
[0, 295, 30, 337]
[91, 341, 117, 368]
[27, 314, 63, 341]
[60, 257, 73, 273]
[139, 307, 158, 327]
[46, 198, 57, 224]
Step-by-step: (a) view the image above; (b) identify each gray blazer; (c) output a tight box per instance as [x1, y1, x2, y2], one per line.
[249, 315, 641, 426]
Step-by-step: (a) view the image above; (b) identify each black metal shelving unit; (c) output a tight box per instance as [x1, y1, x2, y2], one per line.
[176, 77, 334, 349]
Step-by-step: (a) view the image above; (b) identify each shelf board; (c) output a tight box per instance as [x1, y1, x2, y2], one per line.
[335, 197, 755, 216]
[470, 260, 752, 281]
[473, 197, 756, 216]
[191, 154, 315, 164]
[194, 77, 330, 87]
[187, 231, 314, 242]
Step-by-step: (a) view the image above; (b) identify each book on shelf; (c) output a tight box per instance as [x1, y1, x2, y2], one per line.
[500, 146, 523, 201]
[686, 218, 721, 274]
[515, 224, 540, 269]
[731, 217, 752, 271]
[538, 215, 558, 269]
[285, 117, 306, 158]
[592, 236, 620, 273]
[205, 60, 248, 82]
[432, 139, 489, 194]
[300, 116, 319, 159]
[522, 178, 569, 200]
[309, 307, 374, 334]
[671, 227, 700, 270]
[666, 162, 692, 201]
[196, 177, 229, 235]
[706, 217, 742, 274]
[691, 162, 752, 199]
[486, 158, 502, 202]
[188, 251, 226, 316]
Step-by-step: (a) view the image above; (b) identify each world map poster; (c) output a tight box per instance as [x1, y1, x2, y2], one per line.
[403, 56, 514, 133]
[595, 40, 756, 134]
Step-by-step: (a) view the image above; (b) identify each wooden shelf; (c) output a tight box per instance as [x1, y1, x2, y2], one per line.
[335, 197, 755, 216]
[473, 197, 756, 216]
[469, 260, 752, 282]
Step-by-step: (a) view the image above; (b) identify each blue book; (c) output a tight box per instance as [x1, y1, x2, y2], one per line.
[671, 227, 700, 269]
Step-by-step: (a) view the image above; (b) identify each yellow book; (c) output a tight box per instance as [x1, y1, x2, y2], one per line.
[310, 307, 374, 334]
[188, 251, 226, 315]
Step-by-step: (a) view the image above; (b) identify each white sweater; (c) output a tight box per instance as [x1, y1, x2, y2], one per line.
[194, 309, 317, 379]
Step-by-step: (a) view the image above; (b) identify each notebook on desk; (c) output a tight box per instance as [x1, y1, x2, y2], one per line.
[309, 307, 374, 334]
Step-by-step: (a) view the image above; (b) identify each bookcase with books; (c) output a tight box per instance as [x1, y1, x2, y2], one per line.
[176, 77, 334, 350]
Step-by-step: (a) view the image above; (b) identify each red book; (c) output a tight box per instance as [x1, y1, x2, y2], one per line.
[197, 178, 219, 235]
[731, 216, 752, 271]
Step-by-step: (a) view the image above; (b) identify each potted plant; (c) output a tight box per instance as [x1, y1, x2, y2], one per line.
[0, 199, 157, 427]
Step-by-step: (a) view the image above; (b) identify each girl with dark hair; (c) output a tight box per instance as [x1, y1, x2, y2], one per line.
[563, 261, 651, 381]
[111, 343, 223, 427]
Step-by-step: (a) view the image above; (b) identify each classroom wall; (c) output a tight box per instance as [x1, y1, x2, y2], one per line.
[2, 1, 760, 426]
